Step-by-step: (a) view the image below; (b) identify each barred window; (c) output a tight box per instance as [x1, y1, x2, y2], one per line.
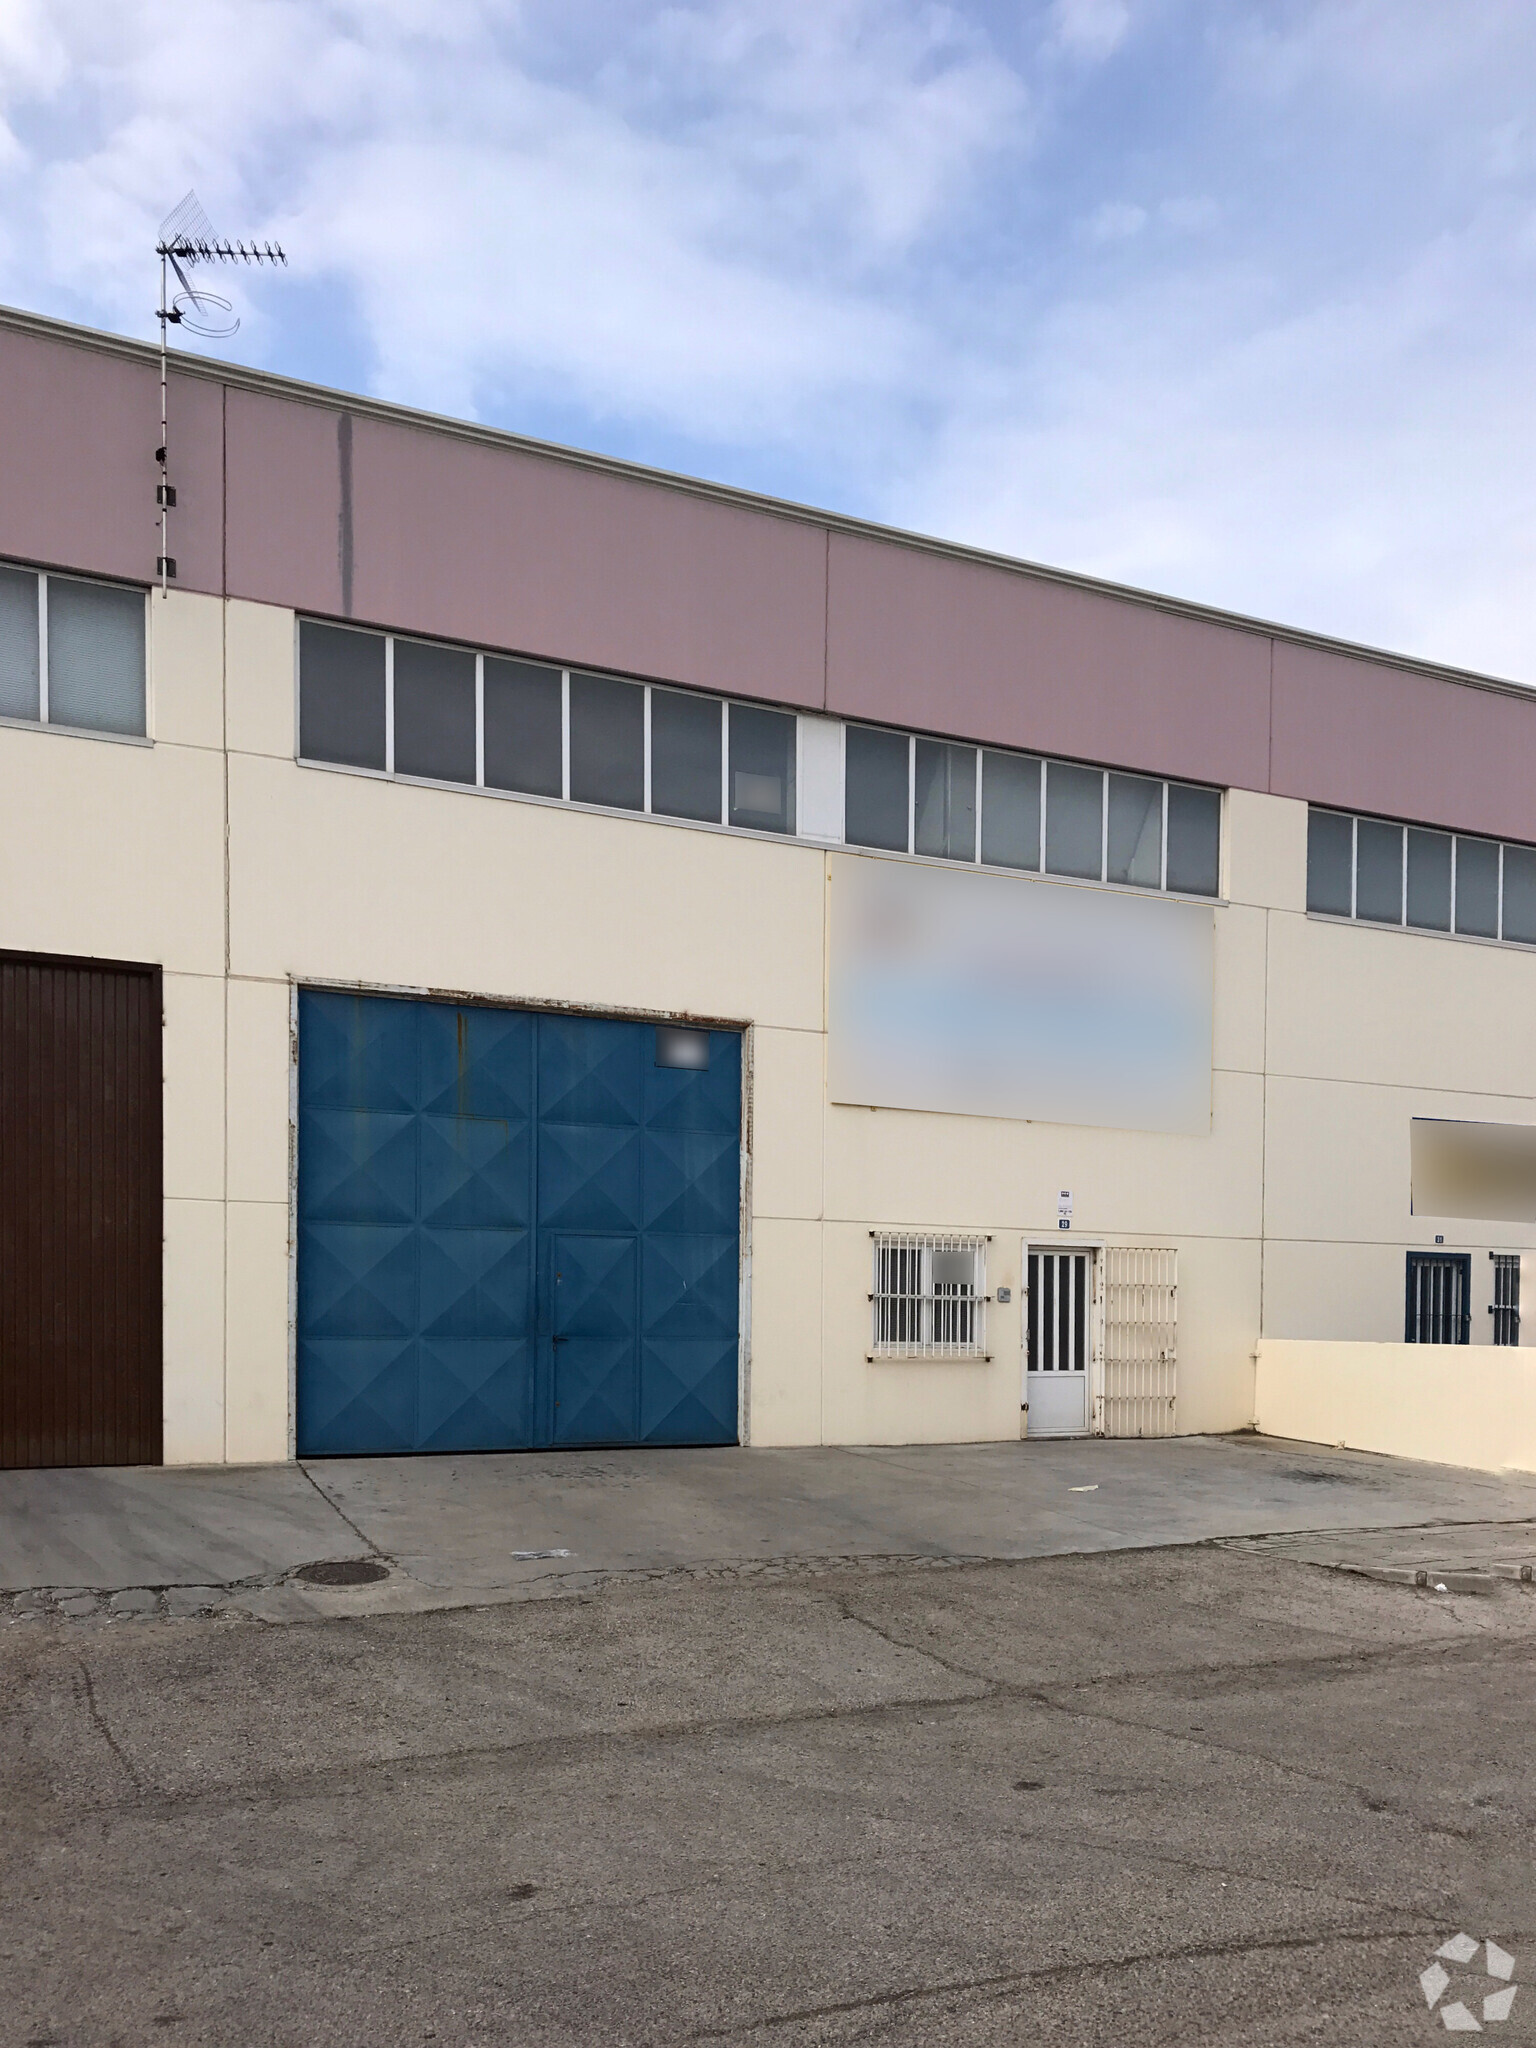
[870, 1234, 988, 1358]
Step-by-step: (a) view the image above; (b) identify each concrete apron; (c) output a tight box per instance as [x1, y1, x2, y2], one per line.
[4, 1433, 1536, 1627]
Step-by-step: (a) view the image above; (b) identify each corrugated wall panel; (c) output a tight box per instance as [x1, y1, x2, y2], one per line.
[0, 952, 162, 1469]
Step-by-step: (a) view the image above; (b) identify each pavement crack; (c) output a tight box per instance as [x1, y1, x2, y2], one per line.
[683, 1918, 1434, 2037]
[74, 1662, 144, 1793]
[296, 1464, 389, 1563]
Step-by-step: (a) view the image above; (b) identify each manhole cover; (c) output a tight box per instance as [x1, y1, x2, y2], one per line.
[293, 1559, 389, 1587]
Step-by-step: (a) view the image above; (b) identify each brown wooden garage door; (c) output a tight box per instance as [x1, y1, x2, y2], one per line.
[0, 952, 162, 1468]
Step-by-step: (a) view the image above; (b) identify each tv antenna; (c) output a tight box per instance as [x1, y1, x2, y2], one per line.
[154, 190, 286, 590]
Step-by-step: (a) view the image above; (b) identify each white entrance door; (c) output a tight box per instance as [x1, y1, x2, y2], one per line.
[1025, 1247, 1093, 1436]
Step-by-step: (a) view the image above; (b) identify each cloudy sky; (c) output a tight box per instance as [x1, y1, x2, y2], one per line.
[3, 1, 1534, 678]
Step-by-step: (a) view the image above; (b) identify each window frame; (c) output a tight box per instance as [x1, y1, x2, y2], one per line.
[869, 1232, 990, 1361]
[843, 721, 1222, 901]
[1308, 804, 1536, 952]
[0, 561, 151, 745]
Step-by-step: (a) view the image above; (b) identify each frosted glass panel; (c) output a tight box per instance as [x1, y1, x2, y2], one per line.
[569, 671, 644, 810]
[1106, 774, 1162, 887]
[1502, 845, 1536, 946]
[1307, 809, 1352, 914]
[1406, 828, 1451, 931]
[393, 638, 476, 784]
[484, 658, 562, 797]
[0, 566, 39, 721]
[845, 726, 909, 851]
[1455, 836, 1499, 938]
[299, 620, 386, 768]
[729, 704, 795, 832]
[913, 741, 975, 861]
[1166, 783, 1221, 896]
[980, 752, 1040, 870]
[652, 689, 722, 822]
[1045, 762, 1103, 879]
[1354, 818, 1404, 923]
[46, 577, 145, 735]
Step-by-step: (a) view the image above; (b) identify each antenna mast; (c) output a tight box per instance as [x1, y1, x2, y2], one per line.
[155, 191, 287, 592]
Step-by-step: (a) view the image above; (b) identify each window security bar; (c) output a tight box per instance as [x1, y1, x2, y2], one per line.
[869, 1233, 989, 1359]
[1492, 1252, 1520, 1348]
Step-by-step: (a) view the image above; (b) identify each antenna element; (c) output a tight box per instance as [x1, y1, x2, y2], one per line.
[155, 190, 287, 590]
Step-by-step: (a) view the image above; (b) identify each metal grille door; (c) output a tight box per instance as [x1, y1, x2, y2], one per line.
[1025, 1248, 1091, 1436]
[1492, 1254, 1520, 1347]
[1098, 1247, 1177, 1438]
[1, 952, 162, 1469]
[296, 992, 741, 1455]
[1405, 1252, 1470, 1344]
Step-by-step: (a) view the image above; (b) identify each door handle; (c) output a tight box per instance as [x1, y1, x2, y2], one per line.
[552, 1335, 569, 1344]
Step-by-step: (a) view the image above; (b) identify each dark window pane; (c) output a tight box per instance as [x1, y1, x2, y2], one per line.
[299, 620, 385, 769]
[0, 565, 39, 720]
[1503, 844, 1536, 945]
[1306, 808, 1352, 915]
[1166, 783, 1222, 896]
[1107, 773, 1162, 887]
[980, 751, 1040, 869]
[845, 726, 909, 851]
[1045, 761, 1103, 879]
[1406, 828, 1451, 931]
[570, 671, 644, 810]
[47, 577, 145, 734]
[1354, 818, 1403, 923]
[393, 638, 476, 785]
[914, 740, 976, 860]
[1455, 836, 1499, 937]
[652, 688, 722, 822]
[729, 704, 795, 832]
[484, 657, 562, 797]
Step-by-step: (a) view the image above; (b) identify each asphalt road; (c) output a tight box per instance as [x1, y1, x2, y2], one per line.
[6, 1537, 1536, 2045]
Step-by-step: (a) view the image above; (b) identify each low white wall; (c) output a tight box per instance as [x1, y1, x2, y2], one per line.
[1255, 1337, 1536, 1474]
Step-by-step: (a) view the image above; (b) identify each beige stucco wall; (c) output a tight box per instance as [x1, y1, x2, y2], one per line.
[1255, 1338, 1536, 1474]
[7, 587, 1536, 1462]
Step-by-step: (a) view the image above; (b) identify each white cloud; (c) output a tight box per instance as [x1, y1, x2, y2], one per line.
[1083, 199, 1146, 241]
[1047, 0, 1131, 64]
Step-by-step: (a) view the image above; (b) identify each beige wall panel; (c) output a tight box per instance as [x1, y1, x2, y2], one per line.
[1264, 1073, 1536, 1249]
[745, 1216, 823, 1446]
[1163, 1232, 1262, 1434]
[1211, 902, 1266, 1077]
[1264, 1230, 1523, 1347]
[225, 1200, 292, 1463]
[163, 1197, 225, 1465]
[1266, 910, 1536, 1095]
[0, 724, 225, 975]
[226, 599, 296, 760]
[822, 1069, 1264, 1244]
[1257, 1338, 1536, 1473]
[148, 589, 223, 752]
[227, 755, 826, 1032]
[162, 970, 225, 1202]
[819, 1221, 1018, 1447]
[750, 1026, 825, 1222]
[1226, 789, 1307, 913]
[227, 975, 294, 1204]
[1261, 1236, 1408, 1343]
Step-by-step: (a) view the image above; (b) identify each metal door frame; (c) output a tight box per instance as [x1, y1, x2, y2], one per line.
[287, 979, 754, 1459]
[1022, 1237, 1103, 1437]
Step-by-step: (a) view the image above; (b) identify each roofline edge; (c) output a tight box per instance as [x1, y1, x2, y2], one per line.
[3, 299, 1531, 709]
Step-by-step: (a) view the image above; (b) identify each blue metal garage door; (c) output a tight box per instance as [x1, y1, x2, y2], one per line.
[295, 991, 741, 1455]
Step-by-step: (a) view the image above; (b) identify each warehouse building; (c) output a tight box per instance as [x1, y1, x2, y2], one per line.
[2, 303, 1536, 1472]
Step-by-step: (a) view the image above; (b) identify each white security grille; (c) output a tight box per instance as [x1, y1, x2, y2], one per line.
[1098, 1246, 1177, 1437]
[870, 1234, 988, 1358]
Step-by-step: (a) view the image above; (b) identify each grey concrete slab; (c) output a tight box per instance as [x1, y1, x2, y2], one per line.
[6, 1434, 1536, 1621]
[0, 1461, 369, 1593]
